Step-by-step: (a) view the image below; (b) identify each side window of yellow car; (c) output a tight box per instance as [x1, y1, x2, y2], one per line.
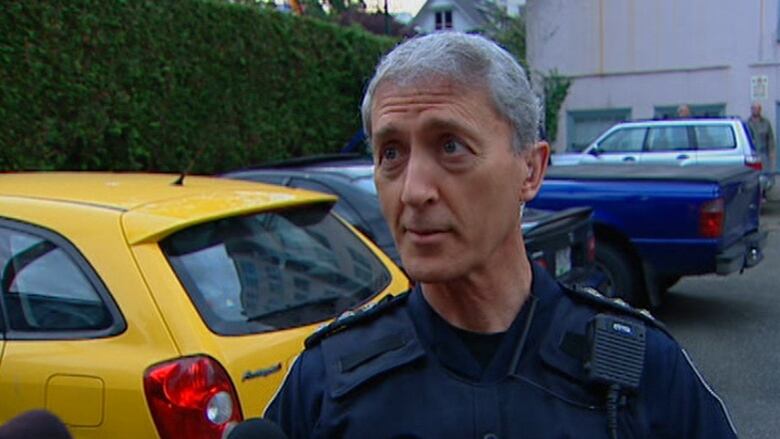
[0, 224, 116, 335]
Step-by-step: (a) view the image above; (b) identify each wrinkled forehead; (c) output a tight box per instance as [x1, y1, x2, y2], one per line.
[371, 75, 493, 117]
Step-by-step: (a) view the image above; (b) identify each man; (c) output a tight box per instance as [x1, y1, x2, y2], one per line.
[676, 104, 691, 118]
[265, 32, 737, 438]
[748, 101, 776, 174]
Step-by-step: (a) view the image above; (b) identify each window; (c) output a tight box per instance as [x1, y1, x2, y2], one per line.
[435, 10, 453, 30]
[161, 205, 391, 335]
[0, 226, 115, 334]
[646, 126, 692, 151]
[694, 125, 736, 150]
[597, 127, 646, 153]
[566, 108, 631, 152]
[653, 104, 726, 119]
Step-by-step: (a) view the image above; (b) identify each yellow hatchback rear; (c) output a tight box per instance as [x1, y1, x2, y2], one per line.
[0, 173, 408, 438]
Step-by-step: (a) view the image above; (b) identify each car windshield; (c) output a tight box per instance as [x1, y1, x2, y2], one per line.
[354, 175, 377, 196]
[160, 204, 391, 335]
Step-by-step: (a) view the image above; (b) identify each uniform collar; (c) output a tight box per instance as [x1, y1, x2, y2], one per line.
[407, 262, 563, 382]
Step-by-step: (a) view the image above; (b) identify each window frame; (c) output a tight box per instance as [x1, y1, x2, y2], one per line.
[566, 108, 632, 152]
[0, 218, 126, 340]
[434, 9, 454, 30]
[653, 104, 727, 119]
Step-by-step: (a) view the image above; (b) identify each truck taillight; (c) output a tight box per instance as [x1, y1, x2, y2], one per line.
[745, 155, 763, 171]
[587, 235, 596, 263]
[144, 356, 242, 439]
[533, 253, 548, 270]
[699, 198, 724, 238]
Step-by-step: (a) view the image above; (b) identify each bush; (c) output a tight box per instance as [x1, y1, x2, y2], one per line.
[0, 0, 394, 172]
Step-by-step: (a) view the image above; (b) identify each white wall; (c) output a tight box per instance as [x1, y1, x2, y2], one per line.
[528, 0, 780, 160]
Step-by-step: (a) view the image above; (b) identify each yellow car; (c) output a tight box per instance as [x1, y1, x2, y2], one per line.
[0, 173, 408, 438]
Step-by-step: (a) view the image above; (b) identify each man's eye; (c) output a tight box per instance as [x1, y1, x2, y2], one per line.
[442, 139, 466, 154]
[383, 147, 399, 161]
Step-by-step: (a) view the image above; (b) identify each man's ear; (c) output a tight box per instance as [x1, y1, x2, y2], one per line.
[520, 141, 550, 202]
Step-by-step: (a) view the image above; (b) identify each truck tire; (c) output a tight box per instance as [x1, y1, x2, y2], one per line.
[593, 242, 646, 307]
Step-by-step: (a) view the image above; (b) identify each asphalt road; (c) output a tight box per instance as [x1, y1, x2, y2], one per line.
[654, 195, 780, 439]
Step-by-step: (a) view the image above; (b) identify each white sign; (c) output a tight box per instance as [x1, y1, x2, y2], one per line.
[751, 75, 769, 101]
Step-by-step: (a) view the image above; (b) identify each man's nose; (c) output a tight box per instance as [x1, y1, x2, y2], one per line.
[400, 151, 438, 207]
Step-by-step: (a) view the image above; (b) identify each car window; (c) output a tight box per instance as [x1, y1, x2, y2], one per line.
[0, 228, 113, 332]
[694, 125, 736, 150]
[597, 127, 645, 153]
[646, 126, 691, 151]
[161, 204, 392, 336]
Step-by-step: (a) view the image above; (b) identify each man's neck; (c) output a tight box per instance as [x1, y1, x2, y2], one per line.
[420, 252, 533, 334]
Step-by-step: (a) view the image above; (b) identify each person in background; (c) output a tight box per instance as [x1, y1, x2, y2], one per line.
[264, 32, 737, 439]
[677, 104, 692, 118]
[748, 101, 776, 174]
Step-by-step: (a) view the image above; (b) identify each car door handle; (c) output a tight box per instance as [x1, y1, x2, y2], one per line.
[622, 157, 636, 162]
[676, 154, 689, 160]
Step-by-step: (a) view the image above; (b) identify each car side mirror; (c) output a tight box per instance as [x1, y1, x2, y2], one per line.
[587, 146, 601, 156]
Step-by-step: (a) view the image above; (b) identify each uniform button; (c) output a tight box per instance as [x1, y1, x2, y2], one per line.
[483, 434, 498, 439]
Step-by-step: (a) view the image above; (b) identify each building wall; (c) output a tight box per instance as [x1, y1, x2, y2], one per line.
[527, 0, 780, 170]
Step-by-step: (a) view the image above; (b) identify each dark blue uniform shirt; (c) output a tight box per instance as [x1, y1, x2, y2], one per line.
[265, 264, 737, 438]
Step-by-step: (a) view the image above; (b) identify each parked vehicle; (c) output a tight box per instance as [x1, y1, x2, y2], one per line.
[224, 154, 596, 285]
[551, 118, 775, 195]
[0, 173, 408, 438]
[530, 164, 767, 308]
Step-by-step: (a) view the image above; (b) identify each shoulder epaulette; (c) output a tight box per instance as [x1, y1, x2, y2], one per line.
[304, 291, 411, 349]
[563, 284, 668, 333]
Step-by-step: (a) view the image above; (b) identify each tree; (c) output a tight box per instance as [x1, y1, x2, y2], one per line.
[483, 7, 569, 144]
[482, 4, 526, 68]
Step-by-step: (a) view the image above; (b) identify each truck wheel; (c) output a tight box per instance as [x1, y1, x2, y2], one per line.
[593, 242, 646, 307]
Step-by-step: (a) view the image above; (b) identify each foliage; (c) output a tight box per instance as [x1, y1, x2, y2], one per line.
[481, 5, 526, 69]
[482, 8, 570, 144]
[337, 9, 412, 37]
[0, 0, 394, 172]
[541, 70, 571, 144]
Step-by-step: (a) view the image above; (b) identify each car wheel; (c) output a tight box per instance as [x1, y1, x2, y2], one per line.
[593, 242, 646, 307]
[656, 274, 681, 292]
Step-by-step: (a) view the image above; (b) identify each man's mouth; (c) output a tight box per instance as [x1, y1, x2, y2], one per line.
[403, 226, 449, 243]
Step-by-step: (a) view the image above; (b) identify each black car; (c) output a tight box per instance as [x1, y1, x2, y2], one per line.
[223, 154, 595, 284]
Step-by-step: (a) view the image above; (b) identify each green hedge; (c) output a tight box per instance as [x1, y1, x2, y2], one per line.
[0, 0, 394, 173]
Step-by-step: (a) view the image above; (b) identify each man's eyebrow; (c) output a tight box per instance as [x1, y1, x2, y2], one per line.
[373, 124, 403, 143]
[421, 117, 479, 140]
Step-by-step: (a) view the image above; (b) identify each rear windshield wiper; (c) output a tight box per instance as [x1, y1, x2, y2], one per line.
[245, 296, 347, 322]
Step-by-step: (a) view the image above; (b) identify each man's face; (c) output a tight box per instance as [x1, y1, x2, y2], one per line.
[370, 80, 539, 282]
[752, 103, 762, 118]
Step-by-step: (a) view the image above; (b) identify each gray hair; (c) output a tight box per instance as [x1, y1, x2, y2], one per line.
[361, 32, 539, 153]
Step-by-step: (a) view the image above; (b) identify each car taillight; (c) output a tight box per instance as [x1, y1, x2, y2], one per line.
[745, 155, 763, 171]
[699, 198, 724, 238]
[587, 235, 596, 263]
[144, 356, 243, 439]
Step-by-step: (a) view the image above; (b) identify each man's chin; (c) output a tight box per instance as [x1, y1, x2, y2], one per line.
[401, 260, 462, 284]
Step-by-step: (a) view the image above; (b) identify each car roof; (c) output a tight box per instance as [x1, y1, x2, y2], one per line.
[609, 118, 741, 128]
[227, 155, 376, 183]
[0, 172, 336, 244]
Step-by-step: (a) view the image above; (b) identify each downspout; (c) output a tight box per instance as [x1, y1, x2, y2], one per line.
[599, 0, 605, 74]
[760, 0, 765, 61]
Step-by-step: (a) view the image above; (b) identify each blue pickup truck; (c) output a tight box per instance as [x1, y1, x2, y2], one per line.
[530, 164, 767, 308]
